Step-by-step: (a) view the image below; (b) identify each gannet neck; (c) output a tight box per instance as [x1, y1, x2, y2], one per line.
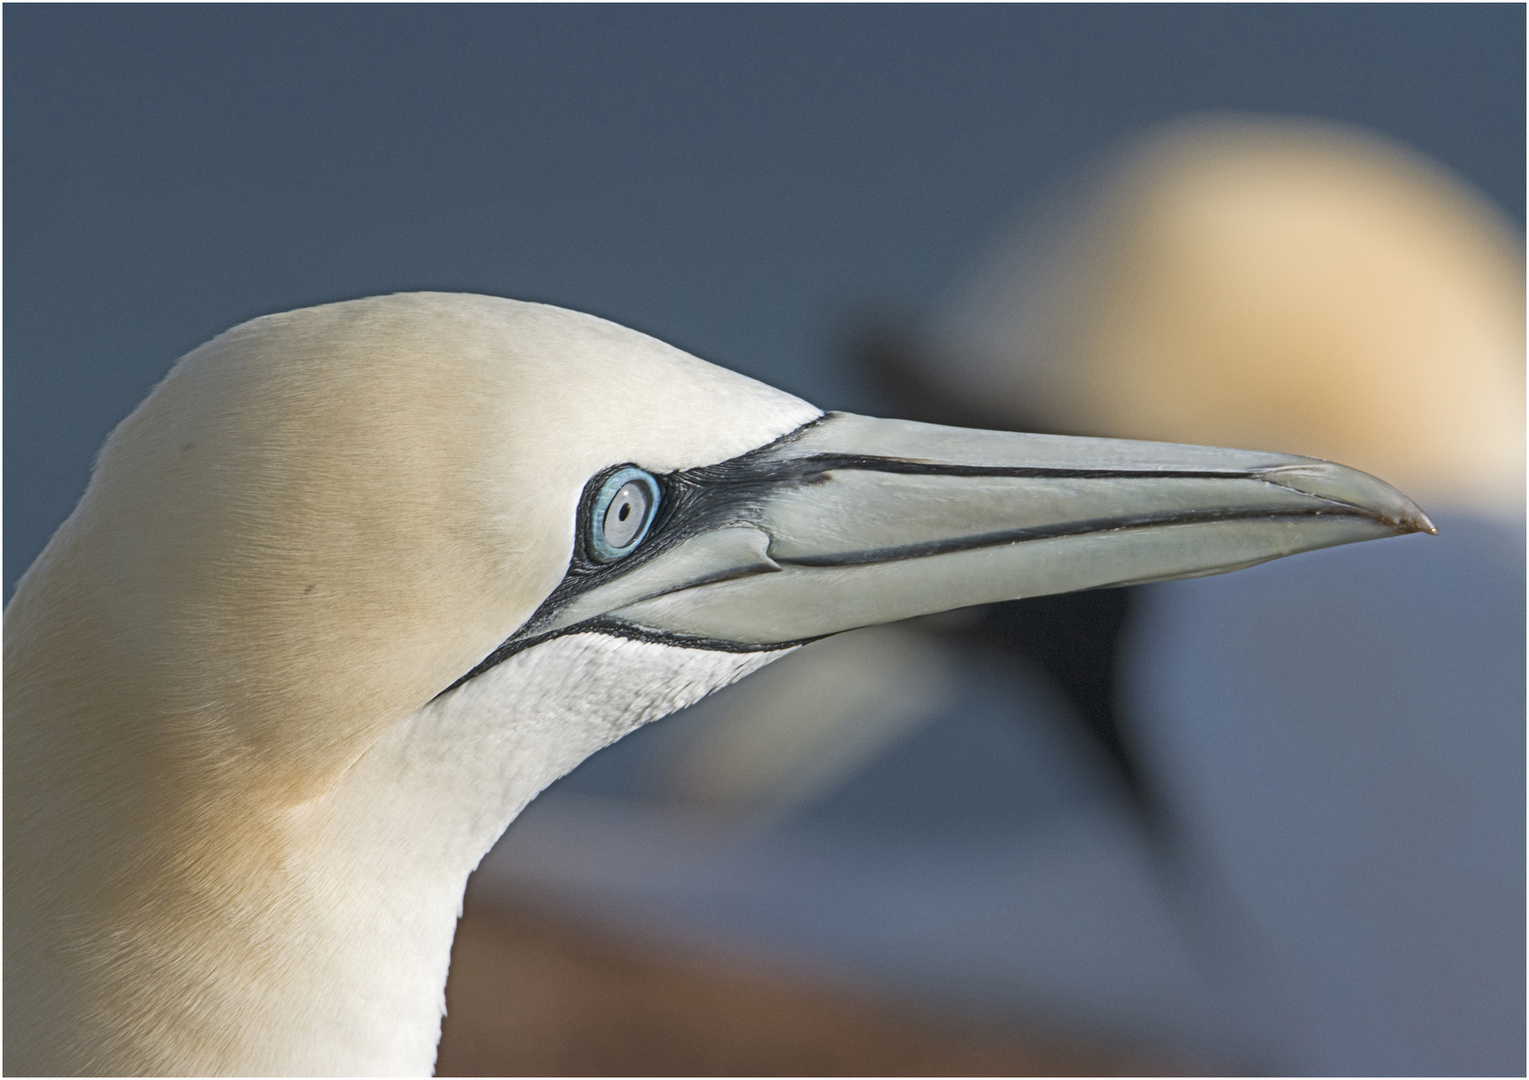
[6, 603, 785, 1074]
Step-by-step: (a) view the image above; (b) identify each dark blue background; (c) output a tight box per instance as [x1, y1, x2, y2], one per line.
[6, 4, 1524, 592]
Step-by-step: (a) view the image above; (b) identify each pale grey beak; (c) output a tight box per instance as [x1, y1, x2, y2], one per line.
[481, 412, 1433, 666]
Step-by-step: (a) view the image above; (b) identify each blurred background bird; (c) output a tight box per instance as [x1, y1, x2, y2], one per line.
[7, 7, 1522, 1076]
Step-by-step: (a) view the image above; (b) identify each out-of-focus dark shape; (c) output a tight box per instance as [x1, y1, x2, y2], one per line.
[436, 885, 1198, 1077]
[951, 591, 1146, 820]
[859, 288, 1154, 836]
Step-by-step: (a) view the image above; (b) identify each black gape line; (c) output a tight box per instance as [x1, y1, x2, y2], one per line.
[438, 412, 1383, 697]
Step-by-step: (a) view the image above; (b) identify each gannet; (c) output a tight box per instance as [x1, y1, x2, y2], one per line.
[4, 292, 1432, 1076]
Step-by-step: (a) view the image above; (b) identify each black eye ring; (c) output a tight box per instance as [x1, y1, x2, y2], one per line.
[588, 466, 661, 562]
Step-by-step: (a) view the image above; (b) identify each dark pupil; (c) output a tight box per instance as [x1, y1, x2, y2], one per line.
[601, 479, 651, 552]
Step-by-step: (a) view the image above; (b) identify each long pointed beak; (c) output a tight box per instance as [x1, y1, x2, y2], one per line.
[510, 412, 1434, 653]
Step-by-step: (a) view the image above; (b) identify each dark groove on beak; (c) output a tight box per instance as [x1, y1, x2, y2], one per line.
[777, 506, 1399, 568]
[745, 453, 1277, 484]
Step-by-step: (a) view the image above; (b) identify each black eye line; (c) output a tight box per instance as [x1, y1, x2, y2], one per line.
[509, 455, 790, 650]
[437, 416, 839, 696]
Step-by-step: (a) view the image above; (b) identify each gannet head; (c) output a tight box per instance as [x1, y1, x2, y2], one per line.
[4, 291, 1432, 1075]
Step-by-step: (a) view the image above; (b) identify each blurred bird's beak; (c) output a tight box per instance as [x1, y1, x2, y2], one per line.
[512, 412, 1434, 651]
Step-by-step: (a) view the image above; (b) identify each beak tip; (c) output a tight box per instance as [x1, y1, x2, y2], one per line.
[1396, 503, 1437, 536]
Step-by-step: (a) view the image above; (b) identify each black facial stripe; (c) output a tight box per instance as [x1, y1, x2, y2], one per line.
[434, 421, 837, 698]
[777, 506, 1376, 568]
[437, 617, 820, 697]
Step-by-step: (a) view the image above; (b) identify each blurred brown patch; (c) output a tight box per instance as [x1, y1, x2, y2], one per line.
[436, 884, 1205, 1077]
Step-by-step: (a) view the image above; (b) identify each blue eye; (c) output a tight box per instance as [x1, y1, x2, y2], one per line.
[589, 467, 661, 562]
